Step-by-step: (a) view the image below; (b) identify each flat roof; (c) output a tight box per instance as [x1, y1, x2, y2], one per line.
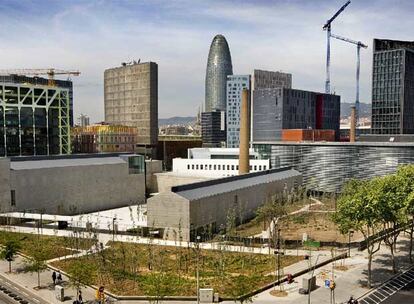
[173, 167, 300, 200]
[253, 141, 414, 147]
[10, 157, 127, 170]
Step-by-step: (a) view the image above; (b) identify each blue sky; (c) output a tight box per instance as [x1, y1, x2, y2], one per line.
[0, 0, 413, 122]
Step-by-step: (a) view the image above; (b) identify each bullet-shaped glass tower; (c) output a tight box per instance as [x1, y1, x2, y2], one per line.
[205, 34, 233, 112]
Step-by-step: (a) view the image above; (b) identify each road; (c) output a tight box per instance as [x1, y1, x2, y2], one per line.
[382, 280, 414, 304]
[0, 274, 46, 304]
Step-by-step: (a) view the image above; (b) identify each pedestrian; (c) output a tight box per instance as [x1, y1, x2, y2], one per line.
[57, 271, 62, 284]
[78, 290, 83, 304]
[95, 286, 105, 304]
[52, 271, 57, 285]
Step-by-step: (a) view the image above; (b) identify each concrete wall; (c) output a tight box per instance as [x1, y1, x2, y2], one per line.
[151, 173, 209, 193]
[10, 162, 145, 215]
[147, 192, 190, 241]
[145, 160, 163, 192]
[0, 158, 11, 212]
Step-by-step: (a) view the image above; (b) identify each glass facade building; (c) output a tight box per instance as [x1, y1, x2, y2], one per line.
[0, 82, 71, 156]
[201, 111, 226, 147]
[205, 35, 233, 112]
[226, 75, 250, 148]
[254, 142, 414, 193]
[372, 39, 414, 134]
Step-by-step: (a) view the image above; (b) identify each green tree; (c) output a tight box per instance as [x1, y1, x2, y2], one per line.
[395, 165, 414, 263]
[0, 239, 21, 273]
[333, 179, 382, 288]
[25, 246, 48, 288]
[373, 175, 407, 273]
[67, 259, 97, 301]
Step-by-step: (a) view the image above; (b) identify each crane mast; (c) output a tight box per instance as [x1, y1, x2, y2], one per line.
[331, 33, 367, 131]
[323, 0, 351, 94]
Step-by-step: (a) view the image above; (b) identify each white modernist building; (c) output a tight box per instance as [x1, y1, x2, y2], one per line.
[226, 75, 251, 148]
[172, 147, 270, 178]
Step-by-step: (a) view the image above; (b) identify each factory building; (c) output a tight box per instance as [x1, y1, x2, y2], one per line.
[147, 167, 302, 241]
[0, 78, 71, 157]
[253, 88, 340, 142]
[371, 39, 414, 135]
[254, 141, 414, 193]
[226, 75, 251, 148]
[104, 62, 158, 157]
[0, 154, 147, 215]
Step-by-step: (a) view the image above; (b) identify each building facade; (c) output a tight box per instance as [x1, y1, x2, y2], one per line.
[254, 141, 414, 193]
[253, 88, 340, 142]
[157, 135, 202, 170]
[77, 114, 90, 127]
[72, 125, 137, 153]
[0, 81, 71, 157]
[226, 75, 251, 148]
[147, 168, 302, 241]
[371, 39, 414, 135]
[104, 62, 158, 155]
[252, 70, 292, 90]
[201, 111, 226, 147]
[205, 35, 233, 112]
[0, 154, 146, 215]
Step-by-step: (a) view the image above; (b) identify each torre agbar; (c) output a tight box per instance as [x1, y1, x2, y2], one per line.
[205, 34, 233, 112]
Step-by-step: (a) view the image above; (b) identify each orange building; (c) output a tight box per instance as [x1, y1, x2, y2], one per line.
[281, 129, 335, 142]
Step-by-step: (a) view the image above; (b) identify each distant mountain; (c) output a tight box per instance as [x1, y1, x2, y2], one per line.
[159, 116, 196, 126]
[341, 102, 371, 118]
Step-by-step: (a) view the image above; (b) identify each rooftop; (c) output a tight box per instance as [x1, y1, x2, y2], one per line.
[10, 157, 127, 170]
[172, 167, 300, 200]
[253, 141, 414, 147]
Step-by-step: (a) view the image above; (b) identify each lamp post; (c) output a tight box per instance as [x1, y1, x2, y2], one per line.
[112, 217, 117, 243]
[196, 235, 201, 304]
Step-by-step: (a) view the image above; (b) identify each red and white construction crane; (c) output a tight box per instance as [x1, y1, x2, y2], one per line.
[0, 68, 80, 86]
[323, 0, 351, 94]
[331, 33, 367, 127]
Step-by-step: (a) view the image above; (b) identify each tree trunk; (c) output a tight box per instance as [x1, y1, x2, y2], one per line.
[390, 242, 396, 273]
[37, 270, 40, 288]
[367, 254, 372, 289]
[410, 225, 414, 264]
[8, 261, 11, 273]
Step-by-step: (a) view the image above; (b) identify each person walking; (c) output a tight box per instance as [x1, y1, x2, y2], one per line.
[78, 290, 83, 304]
[57, 271, 62, 284]
[95, 286, 105, 304]
[52, 271, 57, 285]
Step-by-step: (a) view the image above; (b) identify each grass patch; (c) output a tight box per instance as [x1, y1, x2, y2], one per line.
[51, 242, 303, 297]
[0, 230, 94, 260]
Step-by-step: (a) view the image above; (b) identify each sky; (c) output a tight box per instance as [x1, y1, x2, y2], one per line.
[0, 0, 413, 122]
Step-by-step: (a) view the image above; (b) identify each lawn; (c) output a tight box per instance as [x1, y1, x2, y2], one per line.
[51, 242, 303, 298]
[0, 230, 95, 260]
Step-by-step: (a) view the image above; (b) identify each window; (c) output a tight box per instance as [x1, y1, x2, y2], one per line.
[200, 165, 203, 170]
[218, 165, 221, 170]
[10, 190, 15, 206]
[187, 165, 190, 170]
[192, 165, 195, 170]
[231, 165, 235, 170]
[254, 165, 257, 171]
[259, 165, 262, 170]
[196, 165, 199, 170]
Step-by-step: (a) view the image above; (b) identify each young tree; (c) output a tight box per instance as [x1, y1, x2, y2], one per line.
[0, 239, 21, 273]
[333, 179, 382, 288]
[67, 259, 97, 301]
[25, 247, 48, 288]
[228, 275, 254, 304]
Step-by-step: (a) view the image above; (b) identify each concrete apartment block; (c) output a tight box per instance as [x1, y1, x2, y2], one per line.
[104, 62, 158, 148]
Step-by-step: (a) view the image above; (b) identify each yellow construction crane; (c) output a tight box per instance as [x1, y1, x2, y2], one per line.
[0, 68, 81, 86]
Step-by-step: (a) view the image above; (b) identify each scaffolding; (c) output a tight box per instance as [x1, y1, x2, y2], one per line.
[0, 83, 71, 156]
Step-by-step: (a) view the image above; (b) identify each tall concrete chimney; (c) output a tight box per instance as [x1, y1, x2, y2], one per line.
[350, 105, 356, 143]
[239, 89, 250, 174]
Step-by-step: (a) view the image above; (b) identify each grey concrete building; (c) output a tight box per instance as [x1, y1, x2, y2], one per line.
[0, 154, 146, 215]
[104, 62, 158, 155]
[371, 39, 414, 135]
[252, 70, 292, 90]
[253, 88, 340, 141]
[147, 168, 302, 241]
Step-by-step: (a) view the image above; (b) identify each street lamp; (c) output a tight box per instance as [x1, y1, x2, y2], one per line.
[196, 235, 201, 304]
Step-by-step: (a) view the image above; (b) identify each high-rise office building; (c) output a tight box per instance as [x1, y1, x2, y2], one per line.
[252, 70, 292, 90]
[205, 35, 233, 112]
[201, 111, 226, 147]
[104, 62, 158, 155]
[77, 114, 90, 127]
[371, 39, 414, 134]
[0, 76, 71, 156]
[226, 75, 251, 148]
[253, 88, 340, 142]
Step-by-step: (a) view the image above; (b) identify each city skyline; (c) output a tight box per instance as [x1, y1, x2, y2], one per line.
[1, 0, 414, 122]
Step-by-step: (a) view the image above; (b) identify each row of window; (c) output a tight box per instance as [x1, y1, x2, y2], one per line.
[186, 163, 267, 171]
